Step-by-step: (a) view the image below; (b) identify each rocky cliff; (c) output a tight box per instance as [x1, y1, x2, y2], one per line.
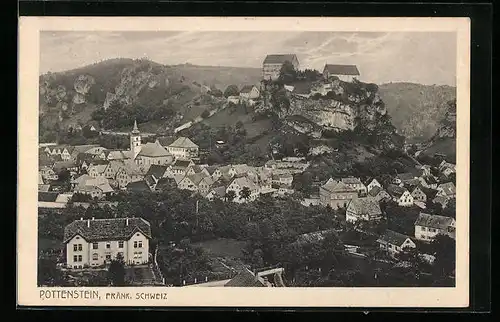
[258, 79, 389, 135]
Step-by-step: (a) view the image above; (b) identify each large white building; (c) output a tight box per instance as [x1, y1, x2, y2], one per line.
[63, 217, 152, 268]
[414, 213, 456, 241]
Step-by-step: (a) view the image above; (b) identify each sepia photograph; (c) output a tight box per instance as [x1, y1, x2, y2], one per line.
[18, 16, 470, 307]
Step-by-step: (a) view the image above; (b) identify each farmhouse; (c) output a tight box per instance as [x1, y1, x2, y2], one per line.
[167, 137, 199, 160]
[345, 197, 383, 223]
[387, 184, 414, 207]
[414, 213, 456, 241]
[376, 230, 416, 257]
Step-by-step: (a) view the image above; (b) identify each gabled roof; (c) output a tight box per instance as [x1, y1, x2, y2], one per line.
[263, 54, 298, 65]
[368, 186, 389, 198]
[126, 180, 151, 192]
[422, 175, 438, 185]
[138, 141, 172, 158]
[387, 184, 408, 198]
[347, 197, 382, 216]
[120, 159, 143, 176]
[341, 177, 363, 185]
[53, 160, 77, 171]
[209, 185, 227, 198]
[295, 229, 337, 245]
[432, 196, 450, 208]
[170, 159, 193, 169]
[156, 136, 176, 147]
[240, 85, 257, 93]
[224, 268, 266, 287]
[38, 184, 51, 192]
[323, 64, 360, 76]
[38, 191, 59, 202]
[414, 213, 454, 230]
[377, 230, 413, 247]
[144, 175, 157, 188]
[396, 172, 417, 181]
[321, 180, 357, 193]
[205, 166, 218, 175]
[227, 176, 258, 192]
[72, 144, 100, 154]
[188, 173, 212, 186]
[146, 164, 169, 180]
[437, 182, 456, 196]
[168, 137, 198, 149]
[63, 217, 152, 243]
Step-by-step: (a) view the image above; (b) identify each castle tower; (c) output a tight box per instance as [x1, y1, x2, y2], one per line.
[130, 120, 141, 158]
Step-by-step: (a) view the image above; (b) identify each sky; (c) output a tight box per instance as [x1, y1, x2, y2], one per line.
[40, 31, 457, 86]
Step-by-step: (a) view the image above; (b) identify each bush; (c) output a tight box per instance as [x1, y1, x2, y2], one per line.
[200, 110, 210, 119]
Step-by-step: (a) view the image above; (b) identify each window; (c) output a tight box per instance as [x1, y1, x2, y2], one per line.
[78, 244, 82, 251]
[78, 255, 82, 262]
[73, 244, 78, 252]
[106, 242, 111, 249]
[92, 242, 98, 249]
[134, 241, 138, 248]
[92, 253, 98, 260]
[118, 241, 124, 248]
[73, 255, 78, 262]
[138, 241, 143, 248]
[105, 254, 111, 260]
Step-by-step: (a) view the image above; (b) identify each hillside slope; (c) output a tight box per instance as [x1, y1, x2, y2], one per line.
[38, 59, 263, 141]
[379, 82, 456, 140]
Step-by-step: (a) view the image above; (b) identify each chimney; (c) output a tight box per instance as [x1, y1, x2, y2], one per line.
[126, 218, 129, 226]
[87, 219, 90, 228]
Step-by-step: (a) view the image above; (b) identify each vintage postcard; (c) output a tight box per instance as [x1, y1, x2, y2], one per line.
[18, 16, 470, 307]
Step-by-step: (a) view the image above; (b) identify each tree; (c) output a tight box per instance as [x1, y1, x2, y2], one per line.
[224, 85, 239, 98]
[200, 109, 210, 119]
[432, 234, 456, 278]
[240, 187, 251, 201]
[278, 61, 297, 84]
[108, 253, 127, 286]
[226, 190, 236, 202]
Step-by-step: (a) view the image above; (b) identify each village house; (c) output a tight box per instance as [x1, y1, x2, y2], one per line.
[322, 64, 360, 82]
[186, 164, 210, 177]
[45, 145, 75, 161]
[227, 96, 240, 104]
[178, 173, 214, 195]
[167, 159, 195, 177]
[205, 185, 227, 202]
[38, 192, 73, 209]
[439, 160, 456, 177]
[63, 217, 152, 268]
[367, 186, 391, 202]
[414, 213, 456, 241]
[53, 160, 79, 174]
[393, 172, 419, 186]
[166, 137, 199, 160]
[126, 180, 152, 193]
[72, 175, 115, 199]
[262, 54, 300, 80]
[376, 230, 416, 257]
[345, 197, 383, 223]
[226, 176, 260, 203]
[432, 196, 451, 209]
[341, 177, 367, 195]
[366, 178, 382, 192]
[145, 164, 170, 181]
[319, 179, 359, 209]
[239, 85, 260, 101]
[271, 172, 294, 186]
[115, 160, 144, 189]
[409, 185, 427, 203]
[418, 175, 439, 189]
[387, 184, 414, 207]
[104, 160, 126, 180]
[87, 163, 108, 178]
[292, 82, 312, 99]
[40, 166, 58, 182]
[436, 182, 456, 199]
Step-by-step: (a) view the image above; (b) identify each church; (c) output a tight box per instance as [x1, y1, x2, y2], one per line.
[128, 120, 174, 170]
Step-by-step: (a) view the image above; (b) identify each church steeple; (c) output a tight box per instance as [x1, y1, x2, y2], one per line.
[132, 119, 140, 134]
[130, 119, 141, 158]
